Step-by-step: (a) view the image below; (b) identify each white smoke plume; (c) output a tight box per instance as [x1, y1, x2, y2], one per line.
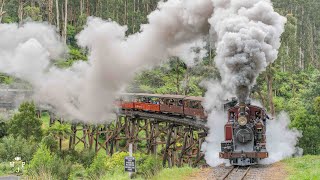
[209, 0, 286, 103]
[0, 0, 214, 123]
[201, 81, 232, 167]
[261, 112, 302, 164]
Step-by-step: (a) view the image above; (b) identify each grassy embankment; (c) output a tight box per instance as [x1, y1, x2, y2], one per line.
[284, 155, 320, 180]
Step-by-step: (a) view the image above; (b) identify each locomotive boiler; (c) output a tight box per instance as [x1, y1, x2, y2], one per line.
[219, 100, 269, 166]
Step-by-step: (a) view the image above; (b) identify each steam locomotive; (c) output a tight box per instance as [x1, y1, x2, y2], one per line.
[220, 99, 269, 166]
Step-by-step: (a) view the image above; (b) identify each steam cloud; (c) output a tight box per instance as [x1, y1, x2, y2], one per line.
[0, 0, 301, 167]
[209, 0, 286, 103]
[0, 0, 213, 123]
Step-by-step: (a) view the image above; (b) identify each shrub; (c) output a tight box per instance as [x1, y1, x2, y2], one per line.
[0, 162, 14, 176]
[25, 145, 72, 180]
[78, 149, 96, 168]
[0, 135, 37, 162]
[41, 134, 58, 152]
[68, 163, 86, 180]
[86, 151, 108, 178]
[138, 155, 162, 178]
[25, 144, 54, 175]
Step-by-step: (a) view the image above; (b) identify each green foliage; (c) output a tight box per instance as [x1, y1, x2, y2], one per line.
[284, 155, 320, 180]
[0, 116, 8, 138]
[26, 145, 73, 180]
[77, 149, 96, 168]
[0, 73, 13, 84]
[41, 134, 58, 152]
[86, 151, 162, 179]
[86, 151, 107, 178]
[8, 101, 42, 141]
[138, 155, 162, 178]
[47, 122, 71, 139]
[0, 135, 37, 162]
[23, 6, 42, 21]
[0, 162, 14, 176]
[314, 97, 320, 115]
[68, 163, 86, 180]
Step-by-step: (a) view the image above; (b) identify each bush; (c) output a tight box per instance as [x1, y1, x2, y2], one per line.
[139, 155, 162, 178]
[0, 162, 14, 176]
[41, 134, 58, 152]
[86, 151, 108, 178]
[25, 145, 72, 180]
[68, 163, 86, 180]
[0, 135, 37, 162]
[78, 149, 96, 168]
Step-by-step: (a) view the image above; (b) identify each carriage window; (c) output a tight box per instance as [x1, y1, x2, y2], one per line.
[195, 102, 200, 109]
[169, 99, 175, 105]
[190, 101, 200, 109]
[177, 99, 183, 106]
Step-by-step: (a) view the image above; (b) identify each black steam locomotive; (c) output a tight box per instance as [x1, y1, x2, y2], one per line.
[219, 99, 269, 166]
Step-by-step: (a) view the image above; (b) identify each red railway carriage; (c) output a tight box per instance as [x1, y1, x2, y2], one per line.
[184, 96, 207, 119]
[117, 93, 207, 120]
[133, 93, 161, 112]
[119, 93, 135, 109]
[159, 95, 185, 115]
[220, 102, 269, 166]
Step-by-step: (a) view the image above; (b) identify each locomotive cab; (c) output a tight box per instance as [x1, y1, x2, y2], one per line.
[220, 100, 269, 166]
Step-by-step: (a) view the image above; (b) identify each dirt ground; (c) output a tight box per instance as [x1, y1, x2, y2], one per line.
[186, 162, 288, 180]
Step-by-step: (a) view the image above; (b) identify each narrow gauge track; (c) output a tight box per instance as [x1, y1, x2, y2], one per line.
[221, 166, 251, 180]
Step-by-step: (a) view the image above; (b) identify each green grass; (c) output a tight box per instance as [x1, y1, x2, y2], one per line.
[284, 155, 320, 180]
[97, 166, 199, 180]
[0, 162, 15, 176]
[40, 112, 50, 129]
[151, 166, 199, 180]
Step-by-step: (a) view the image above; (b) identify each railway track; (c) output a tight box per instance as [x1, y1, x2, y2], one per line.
[221, 166, 250, 180]
[210, 164, 275, 180]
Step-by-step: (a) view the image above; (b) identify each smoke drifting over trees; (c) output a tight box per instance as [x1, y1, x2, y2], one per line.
[0, 0, 303, 166]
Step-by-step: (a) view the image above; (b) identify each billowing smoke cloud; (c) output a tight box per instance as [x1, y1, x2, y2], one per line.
[209, 0, 286, 103]
[0, 0, 213, 123]
[261, 112, 302, 164]
[201, 81, 232, 167]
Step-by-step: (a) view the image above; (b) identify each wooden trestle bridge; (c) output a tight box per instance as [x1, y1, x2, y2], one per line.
[0, 89, 208, 167]
[53, 110, 208, 167]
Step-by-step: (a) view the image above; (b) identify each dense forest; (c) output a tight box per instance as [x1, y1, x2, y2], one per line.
[0, 0, 320, 178]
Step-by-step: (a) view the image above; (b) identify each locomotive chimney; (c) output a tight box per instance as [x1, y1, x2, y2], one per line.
[239, 103, 246, 115]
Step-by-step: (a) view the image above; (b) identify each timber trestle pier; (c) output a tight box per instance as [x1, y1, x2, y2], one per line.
[62, 110, 208, 167]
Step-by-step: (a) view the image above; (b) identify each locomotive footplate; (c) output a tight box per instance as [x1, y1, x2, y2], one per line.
[219, 151, 268, 159]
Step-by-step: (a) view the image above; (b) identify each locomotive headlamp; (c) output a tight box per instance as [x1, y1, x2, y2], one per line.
[238, 116, 247, 126]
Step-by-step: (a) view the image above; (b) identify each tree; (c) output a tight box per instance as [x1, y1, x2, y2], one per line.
[8, 101, 42, 141]
[47, 122, 71, 151]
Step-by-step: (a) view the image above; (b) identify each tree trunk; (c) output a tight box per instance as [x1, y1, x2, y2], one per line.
[80, 0, 83, 16]
[0, 0, 6, 23]
[48, 0, 53, 24]
[86, 0, 90, 16]
[265, 67, 275, 117]
[55, 0, 60, 31]
[18, 0, 23, 24]
[63, 0, 68, 44]
[59, 137, 62, 151]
